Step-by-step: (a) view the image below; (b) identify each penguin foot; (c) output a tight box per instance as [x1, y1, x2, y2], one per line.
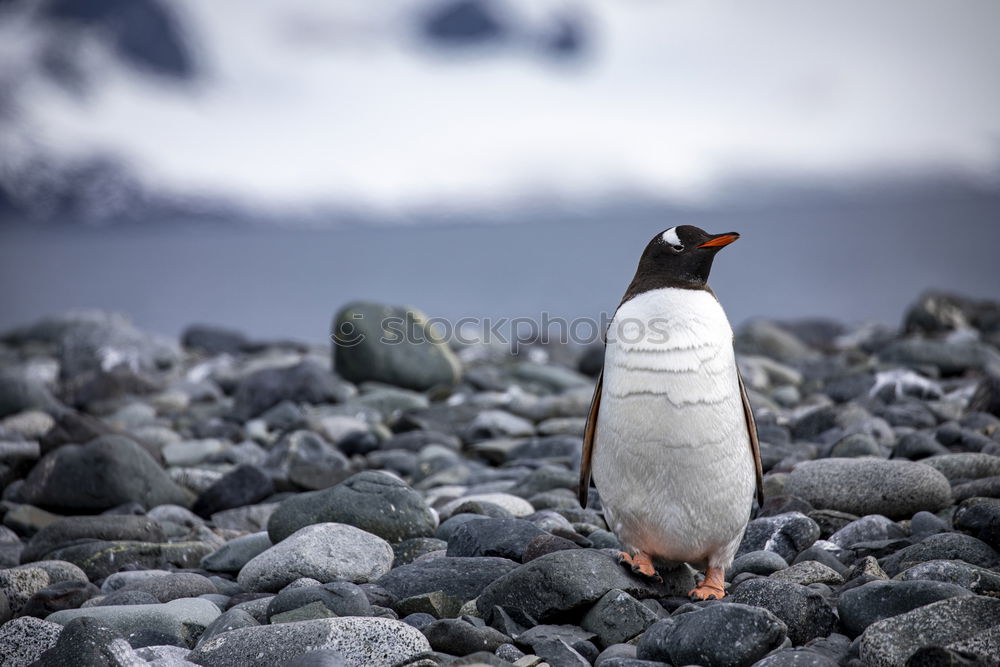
[688, 566, 726, 600]
[617, 551, 662, 582]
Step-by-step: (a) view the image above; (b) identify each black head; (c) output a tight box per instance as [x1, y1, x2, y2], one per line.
[621, 225, 739, 302]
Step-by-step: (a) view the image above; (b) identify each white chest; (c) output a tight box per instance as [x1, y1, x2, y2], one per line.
[593, 287, 754, 564]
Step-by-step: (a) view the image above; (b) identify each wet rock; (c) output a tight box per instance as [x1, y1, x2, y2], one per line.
[729, 578, 837, 645]
[636, 603, 787, 667]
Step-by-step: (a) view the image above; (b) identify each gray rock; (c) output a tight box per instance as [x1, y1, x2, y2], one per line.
[201, 532, 272, 572]
[395, 590, 462, 619]
[859, 595, 1000, 667]
[0, 370, 63, 419]
[421, 618, 511, 655]
[0, 566, 50, 615]
[445, 518, 546, 562]
[239, 523, 393, 592]
[892, 431, 950, 460]
[753, 647, 839, 667]
[580, 588, 659, 648]
[46, 597, 221, 646]
[266, 582, 371, 621]
[188, 616, 431, 667]
[737, 512, 821, 562]
[264, 431, 352, 491]
[19, 436, 189, 513]
[785, 458, 951, 519]
[769, 561, 844, 586]
[827, 515, 904, 549]
[837, 580, 973, 637]
[922, 453, 1000, 480]
[378, 557, 519, 602]
[22, 515, 165, 563]
[43, 540, 214, 581]
[878, 338, 1000, 376]
[0, 615, 63, 666]
[198, 608, 260, 647]
[879, 533, 999, 577]
[894, 559, 1000, 595]
[636, 603, 787, 667]
[333, 302, 462, 391]
[476, 549, 695, 623]
[102, 569, 173, 593]
[18, 580, 101, 618]
[32, 616, 146, 666]
[114, 572, 217, 603]
[730, 551, 789, 578]
[729, 578, 837, 646]
[267, 471, 437, 544]
[829, 433, 882, 458]
[99, 589, 160, 606]
[392, 538, 448, 567]
[191, 465, 275, 519]
[231, 360, 354, 420]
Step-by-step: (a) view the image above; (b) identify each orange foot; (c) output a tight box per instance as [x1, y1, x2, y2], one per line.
[617, 551, 663, 583]
[689, 566, 726, 600]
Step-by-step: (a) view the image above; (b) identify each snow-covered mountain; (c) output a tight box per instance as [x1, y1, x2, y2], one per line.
[1, 0, 999, 226]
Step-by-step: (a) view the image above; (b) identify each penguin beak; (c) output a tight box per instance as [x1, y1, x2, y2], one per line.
[698, 232, 740, 249]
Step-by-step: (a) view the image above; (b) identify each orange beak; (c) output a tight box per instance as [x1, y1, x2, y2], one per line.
[698, 233, 740, 248]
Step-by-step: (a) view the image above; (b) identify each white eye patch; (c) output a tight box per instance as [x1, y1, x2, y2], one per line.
[662, 227, 683, 249]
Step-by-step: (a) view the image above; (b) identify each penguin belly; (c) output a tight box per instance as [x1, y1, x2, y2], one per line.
[593, 287, 755, 569]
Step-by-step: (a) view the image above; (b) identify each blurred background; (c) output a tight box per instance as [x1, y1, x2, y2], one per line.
[1, 0, 998, 342]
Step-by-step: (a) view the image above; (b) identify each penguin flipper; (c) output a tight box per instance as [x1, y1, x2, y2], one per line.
[737, 369, 765, 507]
[579, 367, 603, 507]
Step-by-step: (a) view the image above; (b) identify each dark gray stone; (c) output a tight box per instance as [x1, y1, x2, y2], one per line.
[22, 515, 164, 563]
[266, 582, 371, 621]
[729, 578, 837, 645]
[192, 465, 274, 518]
[730, 551, 789, 578]
[894, 559, 1000, 595]
[859, 596, 1000, 667]
[378, 556, 519, 602]
[333, 302, 462, 391]
[446, 518, 546, 562]
[264, 430, 352, 491]
[231, 360, 353, 420]
[636, 603, 787, 667]
[837, 579, 973, 637]
[879, 533, 1000, 577]
[114, 572, 216, 603]
[580, 588, 658, 647]
[393, 537, 448, 567]
[421, 618, 511, 655]
[476, 549, 695, 623]
[737, 512, 820, 562]
[18, 580, 101, 618]
[19, 436, 189, 513]
[267, 471, 437, 544]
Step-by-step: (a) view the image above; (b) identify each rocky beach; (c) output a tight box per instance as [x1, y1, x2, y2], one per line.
[1, 292, 1000, 667]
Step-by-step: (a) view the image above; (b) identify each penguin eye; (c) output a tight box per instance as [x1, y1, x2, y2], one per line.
[670, 243, 684, 253]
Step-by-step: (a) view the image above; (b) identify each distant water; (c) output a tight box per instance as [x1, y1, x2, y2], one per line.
[2, 199, 999, 344]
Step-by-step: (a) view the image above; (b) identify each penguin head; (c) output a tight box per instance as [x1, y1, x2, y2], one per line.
[635, 225, 739, 288]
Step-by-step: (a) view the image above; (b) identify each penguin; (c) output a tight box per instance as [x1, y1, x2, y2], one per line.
[579, 224, 764, 600]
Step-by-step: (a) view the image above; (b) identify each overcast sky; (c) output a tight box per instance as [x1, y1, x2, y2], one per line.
[3, 0, 999, 216]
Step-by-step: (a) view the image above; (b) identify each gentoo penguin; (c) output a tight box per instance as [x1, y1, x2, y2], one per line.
[579, 224, 763, 600]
